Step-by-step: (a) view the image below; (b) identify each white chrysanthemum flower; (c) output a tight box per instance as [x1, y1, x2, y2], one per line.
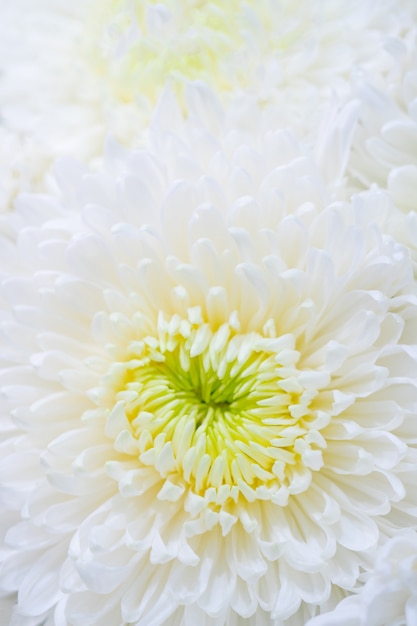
[348, 41, 417, 212]
[306, 531, 417, 626]
[344, 20, 417, 267]
[88, 0, 400, 110]
[1, 116, 417, 626]
[0, 0, 411, 209]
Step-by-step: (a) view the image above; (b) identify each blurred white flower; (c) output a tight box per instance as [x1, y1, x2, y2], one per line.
[344, 18, 417, 269]
[348, 26, 417, 209]
[306, 532, 417, 626]
[0, 0, 411, 209]
[87, 0, 398, 113]
[1, 110, 417, 625]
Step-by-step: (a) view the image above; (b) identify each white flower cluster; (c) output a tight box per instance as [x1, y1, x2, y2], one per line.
[1, 2, 417, 626]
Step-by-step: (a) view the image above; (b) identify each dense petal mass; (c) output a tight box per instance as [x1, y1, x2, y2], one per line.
[1, 117, 417, 625]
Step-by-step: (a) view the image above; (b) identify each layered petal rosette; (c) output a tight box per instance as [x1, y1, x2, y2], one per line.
[1, 115, 417, 625]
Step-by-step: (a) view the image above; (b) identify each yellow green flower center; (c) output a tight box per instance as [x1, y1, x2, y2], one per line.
[107, 308, 326, 502]
[86, 0, 246, 104]
[84, 0, 298, 109]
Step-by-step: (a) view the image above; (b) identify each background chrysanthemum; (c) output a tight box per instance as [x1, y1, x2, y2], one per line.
[306, 531, 417, 626]
[1, 115, 417, 625]
[0, 0, 413, 210]
[341, 19, 417, 268]
[347, 12, 417, 204]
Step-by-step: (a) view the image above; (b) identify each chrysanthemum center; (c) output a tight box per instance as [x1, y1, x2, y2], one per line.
[108, 309, 325, 500]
